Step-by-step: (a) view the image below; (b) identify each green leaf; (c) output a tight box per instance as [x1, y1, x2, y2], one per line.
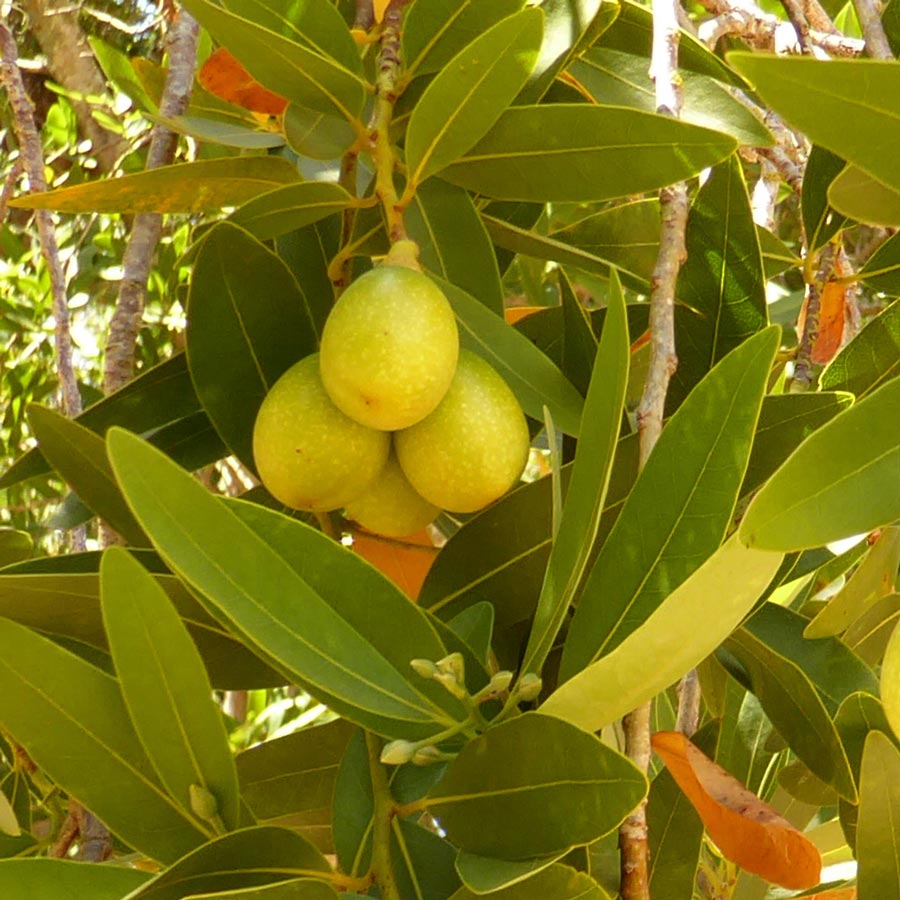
[8, 157, 301, 213]
[802, 147, 848, 252]
[570, 48, 773, 146]
[181, 0, 367, 123]
[121, 826, 331, 900]
[407, 178, 504, 316]
[392, 817, 461, 900]
[443, 104, 737, 202]
[859, 238, 900, 298]
[426, 713, 647, 859]
[221, 0, 363, 74]
[670, 155, 768, 405]
[560, 327, 780, 678]
[89, 36, 157, 111]
[0, 859, 149, 900]
[107, 430, 468, 740]
[449, 864, 610, 900]
[151, 115, 286, 150]
[723, 612, 857, 801]
[857, 731, 900, 899]
[739, 374, 900, 551]
[543, 536, 783, 732]
[880, 615, 900, 743]
[455, 851, 569, 894]
[229, 183, 355, 242]
[437, 278, 585, 436]
[520, 276, 629, 678]
[834, 691, 896, 782]
[332, 730, 374, 876]
[828, 164, 900, 227]
[283, 103, 357, 160]
[0, 530, 32, 570]
[559, 268, 601, 396]
[446, 602, 494, 667]
[846, 593, 900, 667]
[405, 8, 543, 188]
[101, 548, 241, 831]
[26, 405, 149, 545]
[186, 222, 319, 471]
[236, 719, 354, 845]
[183, 881, 339, 900]
[727, 53, 900, 196]
[0, 617, 208, 861]
[402, 0, 528, 81]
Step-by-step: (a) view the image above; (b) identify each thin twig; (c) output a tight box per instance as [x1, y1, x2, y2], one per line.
[102, 10, 198, 394]
[853, 0, 894, 58]
[354, 0, 375, 31]
[778, 0, 816, 54]
[676, 669, 702, 735]
[0, 157, 24, 223]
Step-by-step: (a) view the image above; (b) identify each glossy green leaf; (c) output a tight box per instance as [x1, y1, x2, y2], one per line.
[834, 691, 896, 782]
[443, 104, 737, 202]
[560, 327, 780, 678]
[544, 536, 783, 732]
[0, 859, 149, 900]
[332, 730, 373, 876]
[401, 0, 528, 81]
[221, 0, 363, 74]
[860, 235, 900, 298]
[519, 277, 629, 679]
[437, 278, 584, 436]
[101, 548, 241, 831]
[723, 613, 857, 801]
[236, 719, 354, 846]
[846, 593, 900, 667]
[739, 374, 900, 551]
[8, 157, 301, 213]
[0, 530, 32, 570]
[455, 851, 569, 895]
[186, 222, 318, 471]
[26, 405, 149, 545]
[670, 156, 768, 405]
[181, 0, 367, 122]
[0, 617, 208, 861]
[802, 147, 848, 252]
[728, 54, 900, 196]
[823, 299, 900, 402]
[121, 826, 331, 900]
[107, 429, 467, 740]
[743, 392, 854, 495]
[407, 178, 504, 315]
[427, 713, 647, 859]
[828, 164, 900, 227]
[857, 731, 900, 899]
[446, 602, 494, 666]
[757, 225, 801, 279]
[449, 864, 610, 900]
[229, 183, 355, 242]
[558, 268, 601, 396]
[393, 817, 461, 900]
[570, 48, 772, 146]
[405, 9, 543, 187]
[283, 103, 357, 160]
[152, 115, 286, 150]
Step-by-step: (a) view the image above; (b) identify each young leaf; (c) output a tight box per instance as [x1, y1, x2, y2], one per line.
[106, 429, 468, 740]
[0, 859, 148, 900]
[425, 713, 647, 859]
[857, 731, 900, 900]
[652, 731, 822, 890]
[186, 222, 319, 471]
[519, 275, 629, 679]
[802, 147, 848, 252]
[739, 374, 900, 551]
[442, 104, 737, 202]
[559, 327, 780, 679]
[229, 183, 355, 242]
[8, 157, 301, 213]
[101, 547, 241, 832]
[542, 535, 784, 733]
[405, 8, 543, 188]
[0, 617, 208, 862]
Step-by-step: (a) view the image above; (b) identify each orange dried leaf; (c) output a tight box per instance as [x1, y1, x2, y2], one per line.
[350, 529, 437, 602]
[805, 889, 856, 900]
[504, 306, 545, 325]
[198, 48, 288, 116]
[373, 0, 391, 23]
[796, 279, 848, 366]
[652, 731, 822, 890]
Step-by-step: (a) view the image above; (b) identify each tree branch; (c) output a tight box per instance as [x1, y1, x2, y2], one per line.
[854, 0, 894, 58]
[366, 731, 403, 900]
[102, 9, 198, 394]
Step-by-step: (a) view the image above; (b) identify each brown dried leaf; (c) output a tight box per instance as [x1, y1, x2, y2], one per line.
[198, 47, 288, 116]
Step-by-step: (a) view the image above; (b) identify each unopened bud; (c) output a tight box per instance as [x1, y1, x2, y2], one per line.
[189, 784, 219, 822]
[411, 745, 444, 766]
[410, 658, 437, 679]
[433, 671, 468, 699]
[436, 652, 465, 683]
[381, 739, 417, 765]
[514, 673, 543, 702]
[473, 670, 514, 702]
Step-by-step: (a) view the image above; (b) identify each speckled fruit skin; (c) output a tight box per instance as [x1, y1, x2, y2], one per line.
[344, 451, 440, 538]
[319, 266, 459, 431]
[253, 354, 390, 512]
[394, 351, 530, 513]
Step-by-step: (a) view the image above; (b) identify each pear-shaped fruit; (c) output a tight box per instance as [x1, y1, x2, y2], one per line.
[253, 354, 390, 511]
[344, 451, 440, 537]
[395, 351, 530, 513]
[319, 265, 459, 430]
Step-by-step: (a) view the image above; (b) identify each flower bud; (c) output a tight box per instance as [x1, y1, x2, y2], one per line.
[410, 658, 438, 679]
[381, 739, 417, 765]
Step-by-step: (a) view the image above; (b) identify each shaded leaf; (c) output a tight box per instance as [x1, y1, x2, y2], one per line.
[652, 731, 822, 890]
[8, 157, 301, 213]
[828, 164, 900, 227]
[283, 102, 357, 160]
[802, 147, 848, 252]
[449, 864, 610, 900]
[426, 713, 647, 859]
[153, 115, 285, 150]
[0, 530, 32, 570]
[857, 732, 900, 900]
[455, 851, 569, 895]
[0, 859, 148, 900]
[739, 375, 900, 551]
[229, 183, 355, 242]
[834, 691, 896, 783]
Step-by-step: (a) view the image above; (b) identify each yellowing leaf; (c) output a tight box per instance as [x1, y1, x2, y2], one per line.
[504, 306, 545, 325]
[374, 0, 391, 23]
[198, 47, 288, 115]
[350, 529, 438, 601]
[652, 731, 822, 890]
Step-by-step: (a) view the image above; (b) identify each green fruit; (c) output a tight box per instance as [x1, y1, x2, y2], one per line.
[344, 451, 440, 537]
[252, 355, 390, 511]
[319, 265, 459, 430]
[395, 351, 530, 513]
